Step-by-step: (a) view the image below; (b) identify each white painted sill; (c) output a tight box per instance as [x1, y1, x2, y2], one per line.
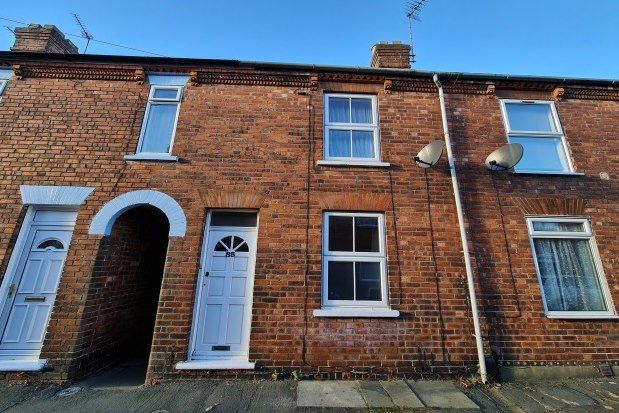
[313, 308, 400, 318]
[124, 153, 179, 162]
[175, 360, 255, 370]
[316, 160, 391, 168]
[512, 171, 584, 176]
[0, 359, 46, 371]
[545, 314, 619, 320]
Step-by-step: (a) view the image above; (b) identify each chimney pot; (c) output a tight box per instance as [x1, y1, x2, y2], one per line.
[370, 42, 411, 69]
[11, 24, 78, 54]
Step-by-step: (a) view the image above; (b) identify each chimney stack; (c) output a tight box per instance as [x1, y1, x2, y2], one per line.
[370, 41, 411, 69]
[11, 24, 78, 54]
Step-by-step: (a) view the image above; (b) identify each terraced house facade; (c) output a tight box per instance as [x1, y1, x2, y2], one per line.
[0, 24, 617, 384]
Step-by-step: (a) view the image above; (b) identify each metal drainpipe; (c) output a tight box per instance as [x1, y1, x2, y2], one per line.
[432, 74, 488, 384]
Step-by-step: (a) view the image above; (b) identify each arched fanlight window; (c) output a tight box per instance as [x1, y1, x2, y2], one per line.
[214, 235, 248, 252]
[36, 239, 65, 250]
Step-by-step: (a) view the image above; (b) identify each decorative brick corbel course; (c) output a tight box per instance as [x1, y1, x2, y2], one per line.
[390, 79, 439, 93]
[309, 74, 319, 90]
[486, 83, 496, 98]
[198, 189, 266, 209]
[190, 70, 199, 86]
[9, 64, 139, 81]
[134, 68, 145, 84]
[316, 192, 392, 212]
[551, 87, 565, 101]
[513, 197, 587, 216]
[11, 64, 22, 80]
[319, 72, 384, 84]
[562, 87, 619, 101]
[198, 71, 310, 88]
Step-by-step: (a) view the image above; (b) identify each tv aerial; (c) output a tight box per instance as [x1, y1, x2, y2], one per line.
[414, 140, 444, 168]
[405, 0, 427, 65]
[72, 13, 94, 53]
[485, 143, 524, 171]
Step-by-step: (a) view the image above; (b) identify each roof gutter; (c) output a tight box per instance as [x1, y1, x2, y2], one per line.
[433, 73, 488, 384]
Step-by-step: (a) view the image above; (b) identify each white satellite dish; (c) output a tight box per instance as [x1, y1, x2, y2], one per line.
[414, 140, 444, 168]
[485, 143, 524, 171]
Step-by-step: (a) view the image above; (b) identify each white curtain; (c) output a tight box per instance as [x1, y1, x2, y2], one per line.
[329, 97, 349, 123]
[141, 103, 178, 153]
[329, 97, 373, 124]
[351, 98, 372, 124]
[534, 238, 606, 311]
[329, 130, 351, 157]
[352, 131, 374, 158]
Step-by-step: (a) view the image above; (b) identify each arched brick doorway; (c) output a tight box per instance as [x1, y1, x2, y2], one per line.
[83, 205, 170, 384]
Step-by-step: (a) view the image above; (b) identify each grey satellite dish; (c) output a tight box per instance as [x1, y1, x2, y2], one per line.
[414, 140, 444, 168]
[485, 143, 524, 171]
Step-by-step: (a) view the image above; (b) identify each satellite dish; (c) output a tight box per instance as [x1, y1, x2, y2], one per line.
[485, 143, 524, 171]
[414, 140, 444, 168]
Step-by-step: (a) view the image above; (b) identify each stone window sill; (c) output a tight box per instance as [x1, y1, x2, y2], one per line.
[124, 153, 179, 162]
[0, 359, 46, 371]
[317, 160, 391, 168]
[175, 360, 255, 370]
[545, 314, 619, 320]
[313, 308, 400, 318]
[512, 171, 584, 176]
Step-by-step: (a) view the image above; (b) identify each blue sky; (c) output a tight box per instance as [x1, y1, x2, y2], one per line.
[1, 0, 618, 79]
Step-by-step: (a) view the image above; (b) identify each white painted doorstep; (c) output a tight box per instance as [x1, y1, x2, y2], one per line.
[0, 359, 46, 371]
[175, 360, 255, 370]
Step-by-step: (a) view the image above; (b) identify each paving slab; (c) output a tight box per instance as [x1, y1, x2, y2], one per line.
[564, 380, 619, 410]
[464, 387, 518, 413]
[517, 383, 576, 411]
[0, 386, 45, 411]
[358, 381, 393, 408]
[297, 381, 366, 408]
[380, 380, 424, 409]
[407, 380, 479, 410]
[493, 383, 551, 413]
[202, 381, 261, 412]
[534, 383, 599, 407]
[246, 381, 297, 412]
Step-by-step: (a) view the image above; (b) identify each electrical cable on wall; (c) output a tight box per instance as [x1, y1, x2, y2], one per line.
[490, 172, 523, 318]
[388, 168, 404, 306]
[299, 88, 320, 370]
[1, 16, 166, 56]
[424, 168, 448, 362]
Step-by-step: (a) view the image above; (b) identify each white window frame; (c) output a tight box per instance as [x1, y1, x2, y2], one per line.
[0, 80, 7, 98]
[323, 93, 382, 163]
[526, 216, 616, 319]
[321, 212, 389, 310]
[499, 99, 576, 174]
[134, 85, 183, 156]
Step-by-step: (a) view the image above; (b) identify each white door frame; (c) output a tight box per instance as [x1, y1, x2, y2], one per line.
[0, 207, 77, 370]
[182, 210, 259, 369]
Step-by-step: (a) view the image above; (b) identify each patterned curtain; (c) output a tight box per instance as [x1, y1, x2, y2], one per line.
[534, 238, 606, 311]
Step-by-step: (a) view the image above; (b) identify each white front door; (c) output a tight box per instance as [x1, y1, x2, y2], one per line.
[0, 209, 77, 361]
[192, 227, 257, 361]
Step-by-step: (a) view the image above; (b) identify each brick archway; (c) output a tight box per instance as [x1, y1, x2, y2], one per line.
[88, 190, 186, 237]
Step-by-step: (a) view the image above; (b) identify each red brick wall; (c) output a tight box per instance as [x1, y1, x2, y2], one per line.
[0, 64, 616, 383]
[444, 91, 619, 368]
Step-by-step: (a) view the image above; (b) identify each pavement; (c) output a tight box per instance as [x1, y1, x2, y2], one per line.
[0, 377, 616, 412]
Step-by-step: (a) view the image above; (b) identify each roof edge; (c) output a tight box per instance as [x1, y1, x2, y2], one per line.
[0, 51, 617, 87]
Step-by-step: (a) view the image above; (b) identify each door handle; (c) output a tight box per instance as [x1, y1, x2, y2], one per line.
[7, 283, 16, 299]
[204, 271, 210, 277]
